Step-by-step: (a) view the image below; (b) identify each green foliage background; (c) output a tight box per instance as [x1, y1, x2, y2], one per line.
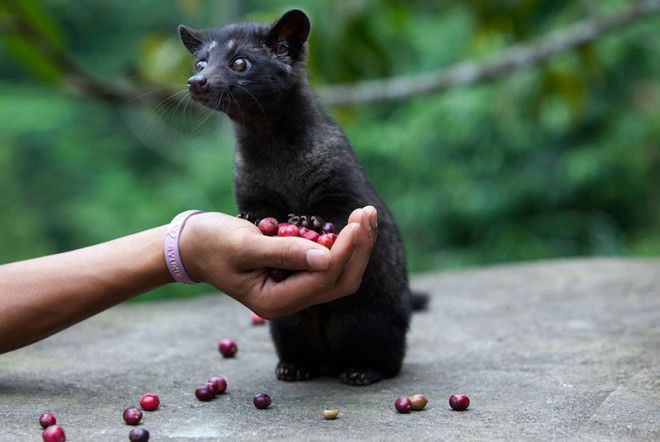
[0, 0, 658, 300]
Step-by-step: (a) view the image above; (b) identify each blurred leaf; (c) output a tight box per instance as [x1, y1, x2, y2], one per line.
[7, 0, 64, 48]
[139, 35, 191, 85]
[4, 34, 63, 81]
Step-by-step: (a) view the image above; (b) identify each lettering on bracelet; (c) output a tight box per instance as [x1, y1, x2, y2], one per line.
[166, 244, 183, 279]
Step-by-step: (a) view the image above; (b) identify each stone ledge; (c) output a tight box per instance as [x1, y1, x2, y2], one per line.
[1, 258, 658, 441]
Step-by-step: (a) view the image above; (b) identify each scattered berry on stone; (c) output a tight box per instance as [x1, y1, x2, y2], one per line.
[208, 376, 227, 394]
[449, 394, 470, 411]
[128, 427, 150, 442]
[278, 223, 300, 237]
[311, 216, 324, 231]
[122, 407, 143, 425]
[408, 394, 428, 411]
[322, 409, 339, 420]
[269, 268, 290, 282]
[253, 393, 271, 409]
[257, 217, 279, 236]
[39, 413, 56, 429]
[317, 233, 337, 249]
[321, 222, 334, 234]
[395, 396, 412, 414]
[205, 380, 218, 395]
[42, 425, 66, 442]
[139, 393, 160, 411]
[218, 339, 238, 358]
[250, 311, 266, 325]
[195, 386, 214, 402]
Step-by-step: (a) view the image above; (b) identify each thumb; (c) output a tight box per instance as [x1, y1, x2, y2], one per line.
[243, 235, 331, 271]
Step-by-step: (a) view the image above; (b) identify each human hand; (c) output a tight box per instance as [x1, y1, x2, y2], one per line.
[179, 207, 377, 318]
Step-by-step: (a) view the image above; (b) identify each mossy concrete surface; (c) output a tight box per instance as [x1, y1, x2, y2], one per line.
[1, 258, 658, 441]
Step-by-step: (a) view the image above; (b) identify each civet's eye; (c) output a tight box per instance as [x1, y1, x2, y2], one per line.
[230, 57, 250, 72]
[195, 60, 207, 73]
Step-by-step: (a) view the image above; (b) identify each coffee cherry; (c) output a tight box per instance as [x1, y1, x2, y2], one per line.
[204, 380, 218, 395]
[269, 268, 290, 282]
[321, 222, 334, 233]
[449, 394, 470, 411]
[317, 233, 337, 249]
[122, 407, 143, 425]
[128, 428, 150, 442]
[322, 409, 339, 420]
[302, 230, 320, 242]
[42, 425, 65, 442]
[257, 217, 279, 236]
[408, 394, 428, 411]
[139, 393, 160, 411]
[394, 396, 412, 414]
[195, 386, 214, 402]
[39, 413, 56, 429]
[278, 223, 300, 237]
[208, 376, 227, 394]
[218, 339, 238, 358]
[253, 393, 271, 409]
[310, 216, 324, 231]
[250, 311, 266, 325]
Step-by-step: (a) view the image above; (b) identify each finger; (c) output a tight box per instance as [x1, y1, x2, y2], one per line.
[241, 235, 332, 271]
[258, 223, 363, 313]
[329, 216, 377, 299]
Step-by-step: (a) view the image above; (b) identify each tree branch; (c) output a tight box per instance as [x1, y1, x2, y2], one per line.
[318, 0, 660, 106]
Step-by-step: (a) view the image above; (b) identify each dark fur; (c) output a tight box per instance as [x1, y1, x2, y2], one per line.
[179, 10, 425, 385]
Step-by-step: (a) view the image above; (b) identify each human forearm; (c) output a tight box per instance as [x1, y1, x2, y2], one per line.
[0, 226, 172, 353]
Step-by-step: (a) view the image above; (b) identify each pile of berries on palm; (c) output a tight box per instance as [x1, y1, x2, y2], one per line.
[239, 213, 337, 282]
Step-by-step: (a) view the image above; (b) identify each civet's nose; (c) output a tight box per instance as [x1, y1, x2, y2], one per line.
[187, 74, 209, 94]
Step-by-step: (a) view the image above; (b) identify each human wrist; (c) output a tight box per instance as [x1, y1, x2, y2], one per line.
[164, 210, 204, 284]
[177, 212, 223, 284]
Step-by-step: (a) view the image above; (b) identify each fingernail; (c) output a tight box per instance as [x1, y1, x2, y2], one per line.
[306, 249, 330, 271]
[366, 207, 379, 231]
[358, 209, 370, 232]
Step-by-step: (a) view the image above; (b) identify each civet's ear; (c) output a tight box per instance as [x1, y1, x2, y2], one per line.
[266, 9, 311, 59]
[178, 25, 204, 54]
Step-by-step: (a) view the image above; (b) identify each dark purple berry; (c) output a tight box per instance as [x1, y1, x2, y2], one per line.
[449, 394, 470, 411]
[42, 425, 66, 442]
[218, 339, 237, 358]
[205, 380, 218, 395]
[257, 217, 279, 236]
[208, 376, 227, 394]
[139, 393, 159, 411]
[123, 407, 143, 425]
[39, 413, 56, 429]
[195, 386, 214, 401]
[394, 396, 412, 413]
[128, 428, 150, 442]
[310, 216, 324, 231]
[253, 393, 271, 409]
[321, 222, 334, 233]
[269, 268, 290, 282]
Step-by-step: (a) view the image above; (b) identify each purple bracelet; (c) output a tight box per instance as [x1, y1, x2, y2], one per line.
[164, 210, 204, 284]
